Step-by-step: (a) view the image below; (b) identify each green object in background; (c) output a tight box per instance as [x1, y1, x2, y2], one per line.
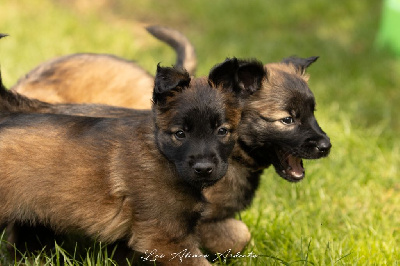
[376, 0, 400, 55]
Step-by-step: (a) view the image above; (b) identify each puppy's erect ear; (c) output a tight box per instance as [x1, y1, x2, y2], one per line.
[208, 57, 239, 91]
[208, 58, 266, 97]
[153, 64, 191, 105]
[282, 56, 319, 75]
[0, 34, 8, 39]
[237, 59, 266, 96]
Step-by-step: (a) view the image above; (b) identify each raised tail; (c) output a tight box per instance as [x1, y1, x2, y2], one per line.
[146, 25, 197, 76]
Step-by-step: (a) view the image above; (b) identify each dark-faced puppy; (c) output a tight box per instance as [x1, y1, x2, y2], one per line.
[10, 26, 195, 109]
[0, 61, 253, 265]
[152, 64, 242, 189]
[199, 56, 331, 252]
[238, 56, 331, 182]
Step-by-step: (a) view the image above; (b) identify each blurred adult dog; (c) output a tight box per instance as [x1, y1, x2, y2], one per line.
[11, 25, 196, 108]
[0, 58, 261, 265]
[2, 55, 331, 255]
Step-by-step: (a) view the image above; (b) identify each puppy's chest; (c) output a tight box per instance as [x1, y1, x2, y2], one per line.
[204, 160, 261, 210]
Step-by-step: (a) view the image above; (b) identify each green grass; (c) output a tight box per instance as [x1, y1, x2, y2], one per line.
[1, 0, 400, 265]
[0, 231, 122, 266]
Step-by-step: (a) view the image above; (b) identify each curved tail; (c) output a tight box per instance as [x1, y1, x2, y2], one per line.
[146, 26, 197, 76]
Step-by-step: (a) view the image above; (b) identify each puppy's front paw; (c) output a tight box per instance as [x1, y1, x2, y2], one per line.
[198, 218, 250, 254]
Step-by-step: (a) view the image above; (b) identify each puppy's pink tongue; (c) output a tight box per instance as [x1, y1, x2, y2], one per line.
[287, 155, 304, 179]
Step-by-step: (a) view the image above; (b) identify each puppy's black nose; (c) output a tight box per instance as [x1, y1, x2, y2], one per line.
[316, 138, 331, 153]
[193, 162, 214, 176]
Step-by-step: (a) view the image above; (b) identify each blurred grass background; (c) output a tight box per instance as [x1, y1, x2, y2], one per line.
[1, 0, 399, 265]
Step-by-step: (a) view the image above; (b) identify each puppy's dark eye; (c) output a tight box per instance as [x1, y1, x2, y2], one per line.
[175, 130, 186, 139]
[217, 128, 228, 136]
[281, 117, 294, 125]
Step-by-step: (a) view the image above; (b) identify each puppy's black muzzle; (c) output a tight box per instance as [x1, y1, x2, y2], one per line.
[193, 161, 214, 176]
[305, 136, 331, 157]
[303, 117, 332, 158]
[189, 149, 225, 186]
[315, 138, 331, 153]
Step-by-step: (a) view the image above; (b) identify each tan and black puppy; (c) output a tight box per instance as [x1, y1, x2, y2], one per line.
[1, 56, 331, 255]
[198, 57, 331, 251]
[11, 25, 196, 109]
[0, 59, 261, 265]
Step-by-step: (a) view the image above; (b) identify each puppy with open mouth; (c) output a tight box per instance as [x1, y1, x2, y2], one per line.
[237, 56, 331, 182]
[198, 56, 331, 253]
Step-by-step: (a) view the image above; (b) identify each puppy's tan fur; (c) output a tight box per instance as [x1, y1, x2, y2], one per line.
[0, 112, 206, 265]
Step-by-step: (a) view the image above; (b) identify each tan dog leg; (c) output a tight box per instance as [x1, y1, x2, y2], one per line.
[198, 218, 251, 254]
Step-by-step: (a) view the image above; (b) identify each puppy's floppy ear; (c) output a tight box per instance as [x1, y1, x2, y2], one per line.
[153, 63, 191, 105]
[236, 59, 266, 96]
[282, 56, 319, 75]
[0, 34, 8, 39]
